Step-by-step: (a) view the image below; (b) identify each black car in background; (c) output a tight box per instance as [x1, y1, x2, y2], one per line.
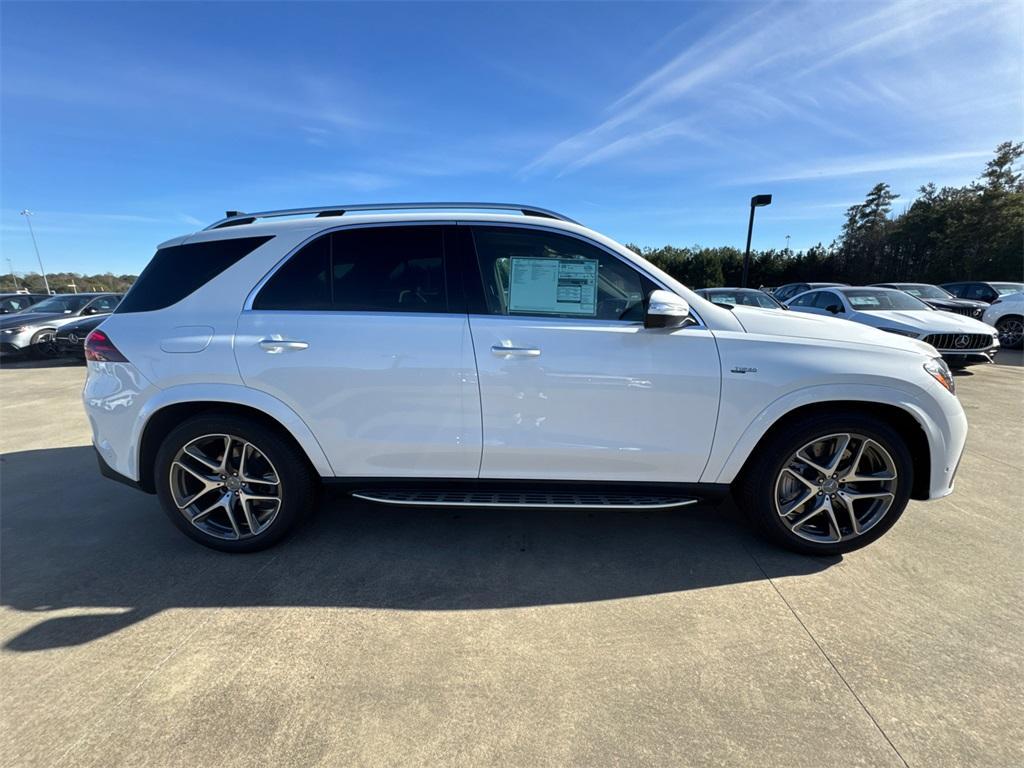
[54, 314, 109, 359]
[871, 283, 987, 318]
[772, 282, 848, 303]
[696, 287, 788, 310]
[940, 281, 1024, 304]
[0, 293, 49, 314]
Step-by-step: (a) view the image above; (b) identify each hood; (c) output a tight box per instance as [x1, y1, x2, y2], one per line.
[0, 311, 68, 329]
[854, 309, 995, 334]
[728, 306, 934, 356]
[60, 314, 108, 333]
[925, 297, 987, 312]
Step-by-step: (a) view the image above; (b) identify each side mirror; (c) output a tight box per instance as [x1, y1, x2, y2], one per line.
[645, 289, 695, 329]
[826, 305, 842, 314]
[82, 307, 98, 315]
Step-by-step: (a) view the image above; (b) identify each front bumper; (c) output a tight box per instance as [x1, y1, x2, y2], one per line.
[938, 345, 999, 366]
[0, 331, 33, 355]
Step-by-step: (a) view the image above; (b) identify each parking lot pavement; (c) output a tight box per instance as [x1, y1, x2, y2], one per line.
[1, 363, 1021, 768]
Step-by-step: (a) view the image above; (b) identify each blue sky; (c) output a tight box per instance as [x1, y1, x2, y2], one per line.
[1, 0, 1021, 276]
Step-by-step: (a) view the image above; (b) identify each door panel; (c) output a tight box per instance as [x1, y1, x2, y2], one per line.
[469, 318, 721, 482]
[235, 311, 481, 477]
[234, 224, 481, 478]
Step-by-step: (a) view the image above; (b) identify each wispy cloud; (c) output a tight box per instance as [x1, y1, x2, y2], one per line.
[731, 149, 992, 185]
[520, 0, 1017, 180]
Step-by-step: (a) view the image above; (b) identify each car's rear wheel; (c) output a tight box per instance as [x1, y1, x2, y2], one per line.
[995, 315, 1023, 349]
[738, 412, 913, 555]
[155, 415, 315, 552]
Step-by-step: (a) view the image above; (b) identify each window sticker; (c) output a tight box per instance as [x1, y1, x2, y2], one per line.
[508, 257, 598, 316]
[849, 295, 881, 308]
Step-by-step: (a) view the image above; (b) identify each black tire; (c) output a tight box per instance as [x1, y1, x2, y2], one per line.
[995, 315, 1023, 350]
[155, 414, 316, 552]
[30, 329, 58, 358]
[736, 411, 913, 555]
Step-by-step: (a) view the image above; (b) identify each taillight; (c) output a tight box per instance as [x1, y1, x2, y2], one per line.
[84, 330, 127, 362]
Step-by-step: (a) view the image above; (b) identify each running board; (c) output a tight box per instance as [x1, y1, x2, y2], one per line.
[351, 489, 699, 510]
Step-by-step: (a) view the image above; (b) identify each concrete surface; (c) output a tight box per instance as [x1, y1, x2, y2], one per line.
[1, 356, 1021, 767]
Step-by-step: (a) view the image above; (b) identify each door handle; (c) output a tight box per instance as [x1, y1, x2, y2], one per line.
[259, 338, 309, 353]
[491, 345, 541, 358]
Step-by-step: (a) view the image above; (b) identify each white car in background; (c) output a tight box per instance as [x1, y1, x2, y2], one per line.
[982, 291, 1024, 350]
[787, 286, 999, 367]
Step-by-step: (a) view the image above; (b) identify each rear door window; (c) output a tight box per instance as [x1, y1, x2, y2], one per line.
[117, 236, 273, 313]
[253, 226, 452, 313]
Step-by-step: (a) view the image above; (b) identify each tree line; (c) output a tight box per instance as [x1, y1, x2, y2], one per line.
[6, 143, 1020, 295]
[3, 272, 137, 295]
[631, 141, 1023, 288]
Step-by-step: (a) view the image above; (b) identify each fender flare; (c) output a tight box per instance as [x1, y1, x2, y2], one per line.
[132, 383, 335, 479]
[704, 383, 943, 485]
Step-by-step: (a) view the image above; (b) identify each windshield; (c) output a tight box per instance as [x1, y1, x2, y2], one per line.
[707, 290, 781, 309]
[993, 283, 1024, 296]
[898, 284, 951, 299]
[26, 295, 92, 314]
[845, 289, 930, 311]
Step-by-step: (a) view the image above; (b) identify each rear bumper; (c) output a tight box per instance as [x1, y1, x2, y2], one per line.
[95, 445, 146, 492]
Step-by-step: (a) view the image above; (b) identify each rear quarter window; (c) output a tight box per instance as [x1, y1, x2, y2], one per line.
[116, 235, 273, 313]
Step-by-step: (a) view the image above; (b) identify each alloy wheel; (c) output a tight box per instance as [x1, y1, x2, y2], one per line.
[773, 432, 898, 544]
[996, 317, 1023, 348]
[169, 433, 282, 540]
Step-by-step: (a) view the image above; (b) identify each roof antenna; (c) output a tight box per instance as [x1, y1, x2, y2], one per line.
[225, 210, 245, 218]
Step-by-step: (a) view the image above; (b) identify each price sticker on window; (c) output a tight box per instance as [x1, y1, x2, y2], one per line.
[508, 258, 598, 316]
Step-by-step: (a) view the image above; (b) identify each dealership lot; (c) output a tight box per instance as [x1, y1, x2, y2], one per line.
[1, 357, 1021, 767]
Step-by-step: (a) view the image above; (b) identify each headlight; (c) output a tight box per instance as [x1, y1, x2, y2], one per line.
[880, 327, 919, 338]
[973, 308, 984, 317]
[2, 326, 28, 334]
[924, 357, 955, 395]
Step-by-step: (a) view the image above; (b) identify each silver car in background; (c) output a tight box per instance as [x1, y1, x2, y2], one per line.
[786, 286, 999, 366]
[0, 293, 121, 357]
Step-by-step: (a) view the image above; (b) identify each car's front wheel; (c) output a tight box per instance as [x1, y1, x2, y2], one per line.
[995, 315, 1023, 350]
[155, 415, 316, 552]
[738, 412, 913, 555]
[30, 329, 59, 358]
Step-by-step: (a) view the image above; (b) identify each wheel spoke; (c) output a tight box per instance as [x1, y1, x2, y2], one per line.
[822, 498, 842, 541]
[239, 496, 260, 536]
[779, 487, 815, 517]
[790, 498, 828, 531]
[183, 445, 221, 474]
[834, 493, 861, 535]
[192, 491, 230, 523]
[782, 467, 819, 492]
[222, 495, 242, 538]
[238, 443, 279, 485]
[797, 433, 850, 477]
[841, 490, 894, 502]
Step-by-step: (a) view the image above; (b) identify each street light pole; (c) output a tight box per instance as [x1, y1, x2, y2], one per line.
[5, 258, 18, 291]
[742, 194, 772, 288]
[19, 209, 51, 295]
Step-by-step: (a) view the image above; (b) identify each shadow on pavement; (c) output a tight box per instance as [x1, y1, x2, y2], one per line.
[0, 356, 83, 370]
[1, 446, 838, 652]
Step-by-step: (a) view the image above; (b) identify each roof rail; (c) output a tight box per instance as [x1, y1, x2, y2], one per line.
[204, 202, 580, 230]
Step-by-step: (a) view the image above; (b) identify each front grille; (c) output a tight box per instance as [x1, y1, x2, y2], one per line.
[924, 333, 993, 351]
[947, 306, 978, 317]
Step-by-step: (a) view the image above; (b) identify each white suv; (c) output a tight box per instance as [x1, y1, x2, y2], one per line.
[84, 203, 967, 555]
